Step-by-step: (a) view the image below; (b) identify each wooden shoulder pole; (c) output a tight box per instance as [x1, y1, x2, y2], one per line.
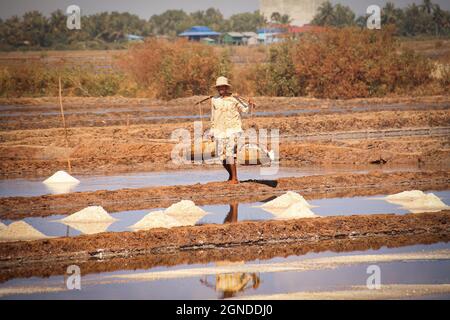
[58, 76, 72, 173]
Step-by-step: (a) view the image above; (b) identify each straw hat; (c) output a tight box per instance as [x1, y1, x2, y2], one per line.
[215, 76, 231, 88]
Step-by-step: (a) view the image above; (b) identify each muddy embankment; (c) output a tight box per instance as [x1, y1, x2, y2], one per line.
[1, 108, 449, 178]
[0, 232, 448, 284]
[1, 95, 449, 131]
[0, 171, 448, 220]
[0, 210, 449, 274]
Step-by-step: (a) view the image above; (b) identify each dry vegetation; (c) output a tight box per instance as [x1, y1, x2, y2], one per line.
[0, 28, 449, 99]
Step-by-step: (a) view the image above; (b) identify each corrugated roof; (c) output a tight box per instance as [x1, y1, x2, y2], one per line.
[227, 32, 244, 38]
[242, 32, 258, 37]
[257, 27, 284, 34]
[179, 26, 221, 37]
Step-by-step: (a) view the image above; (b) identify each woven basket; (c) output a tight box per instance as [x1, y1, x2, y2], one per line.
[237, 144, 272, 166]
[187, 140, 217, 161]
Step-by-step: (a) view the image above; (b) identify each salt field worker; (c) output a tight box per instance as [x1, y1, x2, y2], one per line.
[209, 76, 255, 184]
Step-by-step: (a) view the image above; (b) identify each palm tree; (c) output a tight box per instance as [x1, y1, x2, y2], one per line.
[420, 0, 435, 15]
[280, 14, 292, 25]
[432, 4, 444, 35]
[270, 12, 282, 23]
[382, 2, 398, 25]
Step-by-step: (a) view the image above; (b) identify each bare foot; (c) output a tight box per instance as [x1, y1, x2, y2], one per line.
[227, 179, 239, 185]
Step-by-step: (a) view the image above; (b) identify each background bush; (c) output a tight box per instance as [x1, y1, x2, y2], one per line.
[1, 28, 448, 99]
[117, 38, 231, 99]
[251, 27, 434, 99]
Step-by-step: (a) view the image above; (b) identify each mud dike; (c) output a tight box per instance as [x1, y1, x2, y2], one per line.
[0, 210, 448, 268]
[282, 126, 450, 142]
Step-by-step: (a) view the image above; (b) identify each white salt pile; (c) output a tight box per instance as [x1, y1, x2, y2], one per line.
[43, 170, 80, 194]
[165, 200, 206, 216]
[0, 222, 6, 231]
[43, 170, 80, 184]
[402, 193, 449, 213]
[165, 200, 208, 226]
[385, 190, 449, 213]
[259, 191, 319, 219]
[61, 221, 113, 235]
[130, 211, 183, 230]
[385, 190, 426, 202]
[61, 206, 116, 223]
[273, 202, 318, 220]
[0, 221, 49, 242]
[44, 183, 77, 194]
[261, 191, 313, 209]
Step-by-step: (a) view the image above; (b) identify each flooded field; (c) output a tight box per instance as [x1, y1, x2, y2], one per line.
[1, 190, 448, 238]
[0, 165, 426, 197]
[0, 95, 449, 300]
[1, 242, 449, 299]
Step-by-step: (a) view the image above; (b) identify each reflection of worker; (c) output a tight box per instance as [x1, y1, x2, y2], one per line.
[210, 76, 254, 184]
[200, 272, 261, 299]
[223, 202, 238, 223]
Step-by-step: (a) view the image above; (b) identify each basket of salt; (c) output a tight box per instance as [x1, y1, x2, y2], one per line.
[237, 144, 274, 166]
[187, 139, 217, 161]
[186, 140, 274, 166]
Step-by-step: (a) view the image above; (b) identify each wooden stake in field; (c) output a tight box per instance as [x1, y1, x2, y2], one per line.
[126, 114, 130, 135]
[58, 76, 72, 173]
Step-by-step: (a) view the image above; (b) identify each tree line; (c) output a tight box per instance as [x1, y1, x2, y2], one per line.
[312, 0, 450, 36]
[0, 8, 268, 50]
[0, 1, 449, 51]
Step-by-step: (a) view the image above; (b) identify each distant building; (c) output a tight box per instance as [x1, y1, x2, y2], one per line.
[223, 32, 259, 46]
[223, 32, 244, 45]
[179, 26, 221, 41]
[242, 32, 258, 45]
[271, 23, 326, 37]
[126, 34, 144, 42]
[200, 37, 217, 45]
[260, 0, 326, 26]
[257, 27, 284, 44]
[257, 24, 325, 44]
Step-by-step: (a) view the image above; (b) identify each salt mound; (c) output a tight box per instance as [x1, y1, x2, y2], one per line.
[401, 193, 449, 213]
[0, 222, 6, 231]
[264, 202, 319, 220]
[261, 191, 312, 209]
[165, 200, 206, 215]
[130, 211, 182, 230]
[277, 202, 318, 219]
[43, 170, 80, 184]
[0, 221, 49, 242]
[385, 190, 449, 213]
[165, 200, 207, 226]
[386, 190, 425, 202]
[61, 221, 113, 235]
[61, 206, 116, 223]
[44, 183, 78, 195]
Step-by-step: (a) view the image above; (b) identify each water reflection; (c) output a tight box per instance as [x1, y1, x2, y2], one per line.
[1, 191, 448, 240]
[1, 165, 436, 198]
[223, 202, 239, 224]
[43, 181, 79, 195]
[200, 272, 261, 299]
[200, 260, 261, 299]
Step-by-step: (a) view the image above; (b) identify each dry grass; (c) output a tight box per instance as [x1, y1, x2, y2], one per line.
[1, 34, 449, 99]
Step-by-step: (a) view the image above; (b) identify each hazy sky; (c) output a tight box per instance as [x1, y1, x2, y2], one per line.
[1, 0, 450, 19]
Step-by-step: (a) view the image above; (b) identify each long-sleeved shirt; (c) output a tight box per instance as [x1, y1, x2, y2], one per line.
[210, 95, 249, 138]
